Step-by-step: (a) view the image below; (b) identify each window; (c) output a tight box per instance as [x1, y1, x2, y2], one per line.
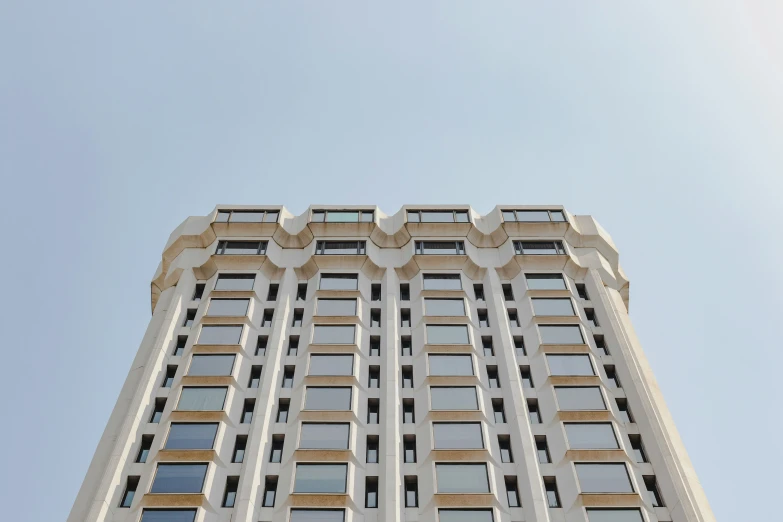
[433, 422, 484, 449]
[262, 477, 277, 507]
[585, 308, 600, 327]
[198, 325, 242, 345]
[188, 355, 235, 376]
[605, 365, 621, 388]
[525, 273, 567, 290]
[294, 464, 348, 493]
[594, 335, 609, 355]
[312, 209, 374, 222]
[365, 476, 379, 508]
[136, 435, 154, 463]
[207, 298, 250, 317]
[564, 423, 619, 450]
[401, 336, 412, 356]
[120, 476, 139, 507]
[305, 387, 352, 410]
[514, 336, 526, 356]
[575, 463, 634, 493]
[241, 399, 255, 423]
[644, 476, 665, 507]
[502, 209, 566, 222]
[408, 209, 469, 223]
[281, 366, 295, 388]
[150, 398, 166, 423]
[493, 399, 506, 423]
[309, 354, 353, 376]
[215, 240, 267, 255]
[415, 240, 465, 255]
[536, 437, 551, 463]
[400, 283, 410, 300]
[506, 309, 519, 327]
[371, 308, 381, 327]
[586, 509, 644, 522]
[514, 240, 566, 255]
[369, 366, 380, 388]
[150, 463, 208, 493]
[547, 354, 595, 376]
[232, 435, 247, 463]
[315, 240, 366, 255]
[405, 476, 419, 507]
[402, 399, 415, 423]
[215, 273, 255, 291]
[192, 283, 205, 301]
[300, 423, 350, 449]
[500, 283, 514, 301]
[498, 436, 513, 462]
[478, 309, 490, 327]
[423, 274, 462, 290]
[368, 399, 380, 424]
[276, 400, 289, 422]
[429, 354, 473, 376]
[576, 283, 589, 300]
[555, 386, 606, 411]
[165, 423, 218, 450]
[473, 284, 485, 300]
[487, 366, 500, 388]
[520, 366, 534, 388]
[506, 477, 521, 507]
[267, 283, 279, 301]
[177, 387, 227, 411]
[439, 510, 494, 522]
[140, 509, 198, 522]
[431, 386, 479, 410]
[222, 476, 238, 507]
[256, 335, 268, 356]
[370, 336, 380, 356]
[269, 436, 284, 462]
[297, 282, 308, 300]
[629, 435, 648, 463]
[289, 309, 301, 327]
[313, 325, 355, 344]
[544, 477, 561, 507]
[400, 308, 411, 327]
[161, 366, 177, 388]
[539, 325, 584, 344]
[173, 336, 187, 357]
[182, 309, 196, 327]
[532, 298, 575, 316]
[527, 399, 541, 424]
[319, 273, 358, 290]
[366, 436, 379, 463]
[287, 336, 299, 356]
[404, 436, 417, 462]
[616, 399, 634, 423]
[427, 324, 469, 344]
[402, 366, 414, 388]
[316, 298, 357, 316]
[371, 283, 381, 301]
[436, 463, 490, 493]
[215, 209, 279, 223]
[481, 337, 494, 356]
[290, 510, 345, 522]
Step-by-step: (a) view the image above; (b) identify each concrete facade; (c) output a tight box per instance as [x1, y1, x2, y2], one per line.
[69, 205, 715, 522]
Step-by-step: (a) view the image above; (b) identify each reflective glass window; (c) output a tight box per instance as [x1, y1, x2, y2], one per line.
[207, 299, 249, 316]
[198, 325, 242, 345]
[532, 298, 575, 316]
[177, 387, 227, 411]
[555, 387, 606, 411]
[433, 423, 484, 449]
[188, 355, 235, 376]
[435, 464, 490, 493]
[150, 464, 208, 493]
[294, 464, 348, 493]
[547, 354, 595, 376]
[304, 387, 352, 410]
[165, 423, 219, 450]
[309, 354, 354, 376]
[428, 355, 474, 376]
[427, 325, 469, 344]
[431, 387, 479, 410]
[539, 325, 584, 344]
[425, 298, 466, 316]
[313, 325, 356, 344]
[300, 423, 350, 449]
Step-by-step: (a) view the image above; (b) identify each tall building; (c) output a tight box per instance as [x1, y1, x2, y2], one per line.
[69, 205, 714, 522]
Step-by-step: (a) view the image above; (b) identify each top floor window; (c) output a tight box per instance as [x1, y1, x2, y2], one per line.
[215, 209, 279, 223]
[312, 210, 374, 223]
[215, 240, 267, 255]
[514, 240, 565, 255]
[415, 241, 465, 255]
[407, 210, 469, 223]
[502, 209, 566, 223]
[316, 241, 366, 255]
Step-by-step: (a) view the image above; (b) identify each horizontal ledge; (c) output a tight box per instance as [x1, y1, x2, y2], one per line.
[525, 289, 573, 298]
[420, 290, 469, 299]
[311, 315, 361, 325]
[304, 376, 358, 386]
[209, 290, 257, 298]
[169, 411, 228, 422]
[141, 493, 206, 508]
[156, 449, 217, 462]
[314, 290, 362, 298]
[191, 344, 244, 354]
[531, 315, 581, 324]
[433, 493, 496, 507]
[180, 375, 236, 386]
[579, 493, 643, 507]
[565, 449, 628, 462]
[538, 344, 591, 354]
[422, 315, 471, 325]
[429, 449, 490, 461]
[293, 449, 352, 461]
[426, 376, 480, 386]
[200, 315, 252, 325]
[424, 344, 475, 353]
[549, 376, 601, 386]
[557, 410, 613, 422]
[289, 493, 350, 507]
[297, 411, 356, 422]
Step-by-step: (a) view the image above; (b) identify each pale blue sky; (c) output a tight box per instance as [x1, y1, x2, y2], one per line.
[1, 2, 782, 520]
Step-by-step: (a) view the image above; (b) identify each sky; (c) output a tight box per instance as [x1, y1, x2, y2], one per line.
[1, 1, 782, 520]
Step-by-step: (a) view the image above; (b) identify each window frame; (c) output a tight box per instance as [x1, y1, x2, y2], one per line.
[315, 240, 366, 255]
[293, 463, 349, 494]
[214, 209, 279, 223]
[307, 354, 355, 377]
[502, 209, 567, 223]
[432, 422, 485, 450]
[215, 240, 268, 255]
[415, 240, 466, 255]
[430, 386, 480, 411]
[205, 298, 250, 317]
[407, 209, 469, 223]
[513, 240, 566, 255]
[311, 209, 374, 223]
[554, 386, 607, 411]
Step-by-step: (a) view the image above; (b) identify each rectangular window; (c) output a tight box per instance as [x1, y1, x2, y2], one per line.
[192, 283, 205, 301]
[188, 355, 235, 376]
[222, 476, 238, 507]
[288, 336, 299, 356]
[423, 274, 462, 290]
[532, 298, 575, 316]
[473, 284, 485, 300]
[161, 366, 177, 388]
[514, 336, 526, 356]
[241, 399, 255, 423]
[207, 298, 249, 317]
[165, 423, 219, 450]
[404, 436, 417, 463]
[248, 365, 262, 388]
[309, 354, 353, 376]
[586, 509, 644, 522]
[150, 463, 208, 493]
[136, 435, 154, 463]
[286, 309, 297, 327]
[371, 308, 381, 327]
[436, 463, 490, 493]
[402, 366, 414, 388]
[232, 435, 247, 463]
[507, 309, 520, 327]
[120, 476, 139, 507]
[305, 387, 352, 410]
[276, 399, 289, 422]
[369, 366, 380, 388]
[405, 476, 419, 507]
[256, 335, 268, 356]
[173, 335, 187, 357]
[408, 209, 469, 223]
[644, 476, 665, 507]
[215, 273, 255, 291]
[424, 298, 466, 316]
[140, 509, 197, 522]
[506, 477, 521, 507]
[525, 273, 567, 290]
[269, 436, 284, 462]
[555, 386, 606, 411]
[536, 436, 551, 463]
[415, 240, 465, 255]
[297, 282, 308, 300]
[215, 209, 278, 223]
[478, 309, 490, 327]
[368, 399, 380, 424]
[312, 209, 373, 222]
[317, 298, 357, 316]
[182, 309, 196, 327]
[564, 423, 619, 449]
[429, 354, 474, 376]
[586, 308, 600, 327]
[502, 209, 566, 222]
[527, 399, 541, 424]
[401, 336, 412, 356]
[487, 366, 500, 388]
[616, 399, 634, 423]
[150, 398, 166, 423]
[430, 387, 479, 410]
[502, 283, 515, 301]
[498, 435, 513, 462]
[544, 477, 561, 507]
[439, 510, 494, 522]
[262, 477, 277, 507]
[300, 423, 350, 450]
[433, 422, 484, 449]
[400, 308, 411, 327]
[605, 365, 621, 388]
[493, 399, 506, 423]
[402, 399, 415, 423]
[575, 463, 634, 493]
[547, 354, 595, 376]
[315, 240, 366, 255]
[576, 283, 589, 300]
[514, 240, 565, 255]
[371, 283, 381, 301]
[370, 336, 380, 356]
[366, 476, 379, 508]
[539, 325, 584, 344]
[366, 435, 379, 463]
[629, 435, 648, 463]
[281, 366, 295, 388]
[177, 387, 227, 411]
[215, 240, 267, 255]
[313, 325, 356, 344]
[400, 283, 410, 300]
[520, 366, 534, 388]
[319, 273, 358, 290]
[482, 336, 494, 357]
[267, 283, 279, 301]
[198, 325, 242, 345]
[294, 464, 348, 493]
[594, 335, 609, 355]
[427, 324, 469, 344]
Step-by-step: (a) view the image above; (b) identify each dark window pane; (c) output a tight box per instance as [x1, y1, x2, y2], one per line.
[150, 464, 208, 493]
[438, 510, 494, 522]
[317, 299, 357, 316]
[423, 274, 462, 290]
[319, 274, 359, 290]
[586, 509, 644, 522]
[165, 423, 219, 450]
[177, 387, 227, 411]
[525, 273, 567, 290]
[188, 355, 235, 376]
[214, 274, 255, 291]
[539, 325, 584, 344]
[290, 510, 345, 522]
[308, 354, 354, 376]
[532, 298, 575, 316]
[575, 464, 634, 493]
[140, 510, 198, 522]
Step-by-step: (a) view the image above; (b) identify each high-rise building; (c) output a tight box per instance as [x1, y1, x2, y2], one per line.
[69, 205, 715, 522]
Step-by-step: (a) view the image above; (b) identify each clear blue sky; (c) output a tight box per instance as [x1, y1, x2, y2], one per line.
[1, 2, 781, 520]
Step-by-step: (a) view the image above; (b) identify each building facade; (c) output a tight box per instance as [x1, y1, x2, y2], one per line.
[69, 205, 715, 522]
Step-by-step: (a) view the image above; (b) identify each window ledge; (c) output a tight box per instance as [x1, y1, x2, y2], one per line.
[293, 449, 352, 461]
[557, 410, 613, 422]
[432, 493, 495, 507]
[141, 493, 206, 508]
[565, 449, 627, 462]
[579, 492, 642, 507]
[538, 344, 591, 354]
[289, 493, 350, 507]
[155, 449, 217, 462]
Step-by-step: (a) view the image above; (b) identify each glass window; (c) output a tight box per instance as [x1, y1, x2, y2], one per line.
[214, 274, 255, 291]
[188, 355, 235, 376]
[532, 298, 575, 316]
[215, 240, 267, 255]
[433, 423, 483, 449]
[425, 298, 466, 316]
[428, 355, 474, 376]
[177, 387, 227, 411]
[304, 387, 352, 410]
[586, 509, 644, 522]
[315, 241, 366, 255]
[312, 210, 373, 223]
[215, 209, 278, 224]
[309, 354, 354, 376]
[555, 386, 606, 411]
[438, 510, 494, 522]
[206, 299, 249, 316]
[198, 325, 242, 345]
[539, 325, 584, 344]
[427, 325, 469, 344]
[313, 325, 356, 344]
[165, 423, 219, 450]
[435, 464, 490, 493]
[415, 241, 465, 255]
[514, 210, 550, 221]
[317, 298, 357, 316]
[431, 387, 479, 410]
[575, 463, 634, 493]
[294, 464, 348, 493]
[525, 273, 566, 290]
[514, 241, 565, 255]
[547, 354, 595, 376]
[319, 274, 358, 290]
[564, 423, 619, 449]
[140, 510, 198, 522]
[423, 274, 462, 290]
[408, 210, 469, 223]
[300, 423, 350, 449]
[150, 464, 208, 493]
[290, 510, 345, 522]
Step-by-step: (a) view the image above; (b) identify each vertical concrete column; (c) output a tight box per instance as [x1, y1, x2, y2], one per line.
[485, 269, 552, 522]
[233, 267, 298, 522]
[381, 269, 402, 522]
